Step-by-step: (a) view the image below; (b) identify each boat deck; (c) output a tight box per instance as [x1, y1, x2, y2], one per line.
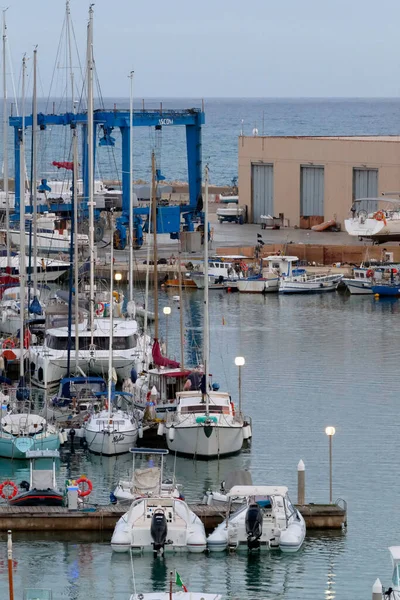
[0, 502, 346, 532]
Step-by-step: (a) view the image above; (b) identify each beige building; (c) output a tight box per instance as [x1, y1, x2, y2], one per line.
[238, 135, 400, 228]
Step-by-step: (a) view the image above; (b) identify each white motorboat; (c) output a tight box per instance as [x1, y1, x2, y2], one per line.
[202, 469, 253, 506]
[113, 448, 181, 503]
[29, 316, 151, 389]
[216, 201, 245, 224]
[3, 213, 89, 253]
[207, 485, 306, 553]
[190, 256, 245, 290]
[275, 256, 342, 293]
[381, 546, 400, 599]
[163, 391, 251, 459]
[111, 492, 206, 554]
[237, 256, 288, 293]
[344, 198, 400, 243]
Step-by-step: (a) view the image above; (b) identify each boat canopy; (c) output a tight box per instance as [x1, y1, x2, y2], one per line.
[263, 256, 299, 263]
[228, 485, 288, 497]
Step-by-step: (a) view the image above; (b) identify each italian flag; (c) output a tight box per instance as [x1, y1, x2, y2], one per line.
[175, 571, 188, 592]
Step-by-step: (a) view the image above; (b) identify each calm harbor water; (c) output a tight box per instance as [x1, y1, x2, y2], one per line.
[0, 288, 399, 599]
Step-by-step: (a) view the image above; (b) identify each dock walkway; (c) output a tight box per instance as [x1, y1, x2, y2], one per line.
[0, 502, 346, 532]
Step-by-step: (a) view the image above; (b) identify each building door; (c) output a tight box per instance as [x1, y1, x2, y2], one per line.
[353, 168, 378, 212]
[300, 166, 324, 218]
[251, 164, 274, 223]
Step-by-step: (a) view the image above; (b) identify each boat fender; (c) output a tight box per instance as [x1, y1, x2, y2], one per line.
[0, 480, 18, 500]
[76, 476, 93, 498]
[138, 426, 143, 439]
[168, 426, 175, 442]
[58, 432, 65, 445]
[157, 422, 165, 436]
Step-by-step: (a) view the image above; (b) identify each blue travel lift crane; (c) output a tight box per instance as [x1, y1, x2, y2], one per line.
[10, 107, 205, 246]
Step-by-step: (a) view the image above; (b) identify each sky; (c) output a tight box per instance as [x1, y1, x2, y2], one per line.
[4, 0, 400, 98]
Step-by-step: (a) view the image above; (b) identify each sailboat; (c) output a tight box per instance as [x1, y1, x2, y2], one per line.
[28, 6, 151, 390]
[0, 56, 60, 459]
[163, 166, 251, 459]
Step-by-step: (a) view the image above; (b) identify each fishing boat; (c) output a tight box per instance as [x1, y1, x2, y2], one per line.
[344, 198, 400, 243]
[111, 482, 206, 554]
[6, 450, 63, 506]
[162, 167, 251, 459]
[343, 264, 400, 294]
[371, 282, 400, 297]
[190, 256, 245, 290]
[207, 485, 306, 553]
[3, 213, 89, 253]
[279, 271, 343, 294]
[112, 448, 181, 503]
[0, 413, 60, 459]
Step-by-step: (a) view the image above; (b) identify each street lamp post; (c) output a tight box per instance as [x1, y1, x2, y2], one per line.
[325, 426, 336, 503]
[163, 306, 171, 355]
[234, 356, 245, 415]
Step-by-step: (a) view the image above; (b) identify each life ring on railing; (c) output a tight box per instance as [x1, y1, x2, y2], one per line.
[373, 210, 387, 225]
[95, 302, 105, 317]
[76, 476, 93, 498]
[2, 338, 15, 350]
[0, 480, 18, 500]
[366, 269, 374, 278]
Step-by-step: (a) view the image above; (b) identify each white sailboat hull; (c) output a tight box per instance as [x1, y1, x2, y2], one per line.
[345, 216, 400, 241]
[84, 427, 138, 455]
[165, 422, 244, 459]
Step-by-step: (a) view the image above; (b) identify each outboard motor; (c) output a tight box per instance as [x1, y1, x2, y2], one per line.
[150, 509, 168, 555]
[245, 503, 263, 550]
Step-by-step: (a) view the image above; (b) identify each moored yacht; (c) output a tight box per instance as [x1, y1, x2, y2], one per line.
[345, 198, 400, 243]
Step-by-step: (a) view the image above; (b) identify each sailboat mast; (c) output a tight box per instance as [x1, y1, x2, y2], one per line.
[19, 56, 27, 381]
[87, 5, 95, 346]
[2, 12, 10, 269]
[107, 211, 115, 419]
[73, 110, 80, 374]
[142, 178, 152, 369]
[203, 166, 210, 414]
[178, 247, 184, 370]
[32, 47, 38, 298]
[151, 151, 159, 340]
[129, 70, 134, 303]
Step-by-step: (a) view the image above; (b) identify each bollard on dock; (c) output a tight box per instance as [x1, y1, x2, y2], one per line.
[298, 459, 305, 505]
[372, 578, 382, 600]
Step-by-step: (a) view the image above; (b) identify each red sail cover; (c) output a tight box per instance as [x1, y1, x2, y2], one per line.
[152, 338, 180, 368]
[52, 161, 74, 171]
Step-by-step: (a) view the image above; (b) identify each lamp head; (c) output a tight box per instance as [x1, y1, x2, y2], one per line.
[325, 426, 336, 437]
[163, 306, 171, 315]
[234, 356, 245, 367]
[114, 273, 122, 282]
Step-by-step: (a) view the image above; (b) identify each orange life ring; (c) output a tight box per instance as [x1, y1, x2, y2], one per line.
[76, 476, 93, 498]
[366, 269, 374, 278]
[0, 480, 18, 500]
[2, 338, 15, 350]
[373, 210, 387, 225]
[95, 302, 105, 316]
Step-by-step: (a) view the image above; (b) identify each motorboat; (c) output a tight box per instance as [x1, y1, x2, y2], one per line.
[381, 546, 400, 599]
[207, 485, 306, 553]
[237, 255, 288, 293]
[216, 201, 245, 224]
[190, 256, 246, 290]
[275, 256, 342, 293]
[344, 198, 400, 243]
[7, 449, 63, 506]
[343, 264, 400, 294]
[372, 282, 400, 297]
[162, 391, 251, 459]
[0, 413, 60, 459]
[111, 492, 206, 554]
[3, 213, 89, 253]
[112, 448, 181, 503]
[29, 315, 151, 389]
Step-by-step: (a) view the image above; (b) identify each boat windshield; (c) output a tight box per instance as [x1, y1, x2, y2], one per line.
[393, 565, 400, 587]
[46, 334, 138, 350]
[181, 405, 230, 414]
